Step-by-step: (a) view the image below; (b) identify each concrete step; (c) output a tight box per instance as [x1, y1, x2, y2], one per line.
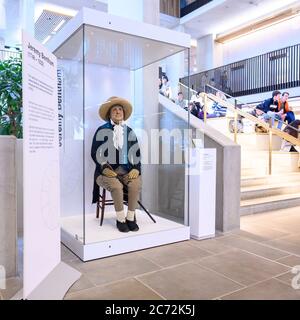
[240, 192, 300, 215]
[241, 182, 300, 200]
[241, 172, 300, 187]
[239, 134, 282, 151]
[241, 150, 300, 175]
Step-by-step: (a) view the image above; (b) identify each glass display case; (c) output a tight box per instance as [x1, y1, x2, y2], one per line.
[51, 8, 191, 261]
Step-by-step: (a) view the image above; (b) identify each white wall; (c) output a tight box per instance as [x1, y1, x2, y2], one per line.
[222, 15, 300, 65]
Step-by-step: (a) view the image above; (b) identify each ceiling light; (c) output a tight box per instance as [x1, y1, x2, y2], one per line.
[42, 35, 51, 45]
[53, 19, 66, 33]
[190, 39, 197, 47]
[216, 7, 300, 44]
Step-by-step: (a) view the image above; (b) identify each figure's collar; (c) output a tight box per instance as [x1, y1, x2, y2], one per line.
[110, 120, 125, 127]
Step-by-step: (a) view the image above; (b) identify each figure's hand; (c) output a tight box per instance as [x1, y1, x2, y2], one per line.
[102, 168, 117, 178]
[128, 169, 139, 180]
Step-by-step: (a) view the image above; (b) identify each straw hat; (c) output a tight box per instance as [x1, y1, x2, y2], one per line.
[99, 96, 133, 121]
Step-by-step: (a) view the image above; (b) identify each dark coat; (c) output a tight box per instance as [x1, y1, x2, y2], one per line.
[262, 97, 279, 113]
[91, 122, 141, 203]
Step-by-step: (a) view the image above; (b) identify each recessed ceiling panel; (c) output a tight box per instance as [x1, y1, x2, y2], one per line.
[35, 9, 72, 43]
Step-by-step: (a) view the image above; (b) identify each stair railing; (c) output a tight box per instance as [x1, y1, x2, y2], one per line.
[179, 82, 300, 175]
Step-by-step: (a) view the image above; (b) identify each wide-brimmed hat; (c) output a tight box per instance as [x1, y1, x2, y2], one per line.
[99, 96, 133, 121]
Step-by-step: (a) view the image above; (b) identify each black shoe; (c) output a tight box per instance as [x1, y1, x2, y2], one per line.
[126, 219, 139, 232]
[116, 220, 130, 233]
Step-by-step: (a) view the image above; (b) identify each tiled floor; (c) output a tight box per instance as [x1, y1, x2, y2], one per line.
[2, 206, 300, 300]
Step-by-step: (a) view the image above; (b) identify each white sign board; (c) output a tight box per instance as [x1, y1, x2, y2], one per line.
[189, 148, 216, 240]
[22, 31, 60, 298]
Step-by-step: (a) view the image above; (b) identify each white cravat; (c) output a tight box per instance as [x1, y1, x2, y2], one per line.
[111, 120, 124, 149]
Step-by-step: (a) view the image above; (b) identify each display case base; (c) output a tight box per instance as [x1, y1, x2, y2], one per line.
[61, 211, 190, 261]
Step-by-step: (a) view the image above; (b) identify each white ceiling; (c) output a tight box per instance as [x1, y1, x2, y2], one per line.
[0, 0, 108, 48]
[1, 0, 299, 53]
[181, 0, 300, 39]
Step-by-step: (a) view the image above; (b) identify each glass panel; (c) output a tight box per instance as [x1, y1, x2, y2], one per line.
[134, 50, 190, 224]
[83, 23, 190, 244]
[55, 24, 190, 247]
[55, 27, 84, 244]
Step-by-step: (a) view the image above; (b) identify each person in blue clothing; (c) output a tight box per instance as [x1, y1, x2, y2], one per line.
[262, 90, 284, 129]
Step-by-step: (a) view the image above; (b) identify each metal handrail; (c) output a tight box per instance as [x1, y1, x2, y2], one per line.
[206, 92, 300, 175]
[206, 93, 300, 146]
[0, 49, 21, 61]
[204, 83, 300, 135]
[180, 42, 300, 97]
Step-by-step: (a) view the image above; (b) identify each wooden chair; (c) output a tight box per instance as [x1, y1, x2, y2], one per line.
[96, 187, 156, 226]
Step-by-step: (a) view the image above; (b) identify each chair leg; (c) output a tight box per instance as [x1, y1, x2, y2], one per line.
[96, 200, 100, 219]
[138, 200, 156, 223]
[100, 189, 106, 226]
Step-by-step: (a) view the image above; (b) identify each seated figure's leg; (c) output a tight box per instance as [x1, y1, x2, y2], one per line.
[266, 111, 275, 126]
[96, 175, 125, 222]
[275, 114, 283, 129]
[127, 176, 142, 212]
[121, 175, 142, 221]
[263, 113, 271, 122]
[286, 112, 296, 124]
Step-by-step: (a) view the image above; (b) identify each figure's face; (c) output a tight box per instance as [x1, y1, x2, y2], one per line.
[110, 105, 124, 124]
[274, 94, 281, 101]
[178, 94, 183, 101]
[282, 93, 289, 102]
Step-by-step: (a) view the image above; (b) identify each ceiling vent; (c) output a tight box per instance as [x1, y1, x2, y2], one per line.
[35, 10, 72, 44]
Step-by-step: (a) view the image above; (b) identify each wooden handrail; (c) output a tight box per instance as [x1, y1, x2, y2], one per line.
[207, 93, 300, 147]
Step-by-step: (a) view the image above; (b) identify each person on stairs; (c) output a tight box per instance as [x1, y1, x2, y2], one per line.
[91, 97, 141, 233]
[262, 90, 284, 129]
[279, 92, 296, 125]
[280, 119, 300, 153]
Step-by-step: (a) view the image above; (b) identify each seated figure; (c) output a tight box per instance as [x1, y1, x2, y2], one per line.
[91, 97, 142, 233]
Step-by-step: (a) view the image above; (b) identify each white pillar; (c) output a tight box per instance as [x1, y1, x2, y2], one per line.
[0, 0, 6, 30]
[197, 34, 223, 72]
[108, 0, 159, 25]
[20, 0, 35, 36]
[0, 37, 4, 50]
[165, 25, 186, 99]
[108, 0, 143, 21]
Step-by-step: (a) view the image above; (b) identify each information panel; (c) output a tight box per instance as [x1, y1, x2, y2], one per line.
[22, 31, 60, 298]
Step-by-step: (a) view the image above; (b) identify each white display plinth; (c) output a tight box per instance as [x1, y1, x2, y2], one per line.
[189, 147, 216, 240]
[61, 210, 190, 261]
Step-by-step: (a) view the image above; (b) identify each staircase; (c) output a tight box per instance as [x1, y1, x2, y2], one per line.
[178, 82, 300, 217]
[205, 94, 300, 216]
[238, 121, 300, 215]
[241, 172, 300, 215]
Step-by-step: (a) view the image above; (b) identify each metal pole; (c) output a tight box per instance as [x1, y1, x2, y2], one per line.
[234, 110, 238, 143]
[234, 99, 238, 143]
[204, 93, 207, 124]
[269, 129, 273, 175]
